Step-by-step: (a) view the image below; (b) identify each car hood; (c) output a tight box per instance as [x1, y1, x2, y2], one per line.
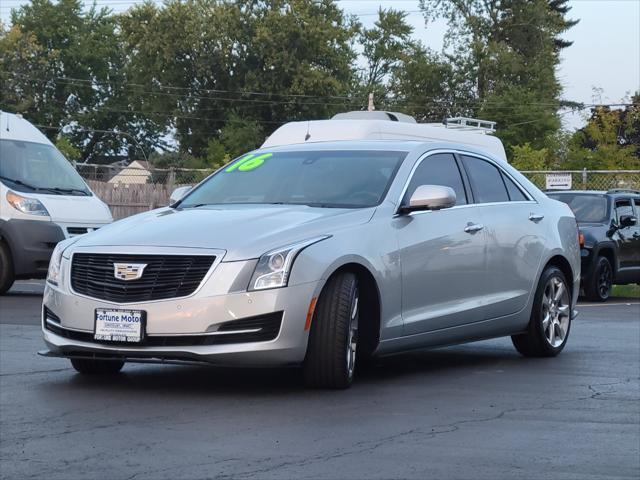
[38, 193, 113, 224]
[71, 204, 375, 261]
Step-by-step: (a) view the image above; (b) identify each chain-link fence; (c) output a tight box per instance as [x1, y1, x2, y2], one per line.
[75, 163, 640, 220]
[521, 170, 640, 192]
[76, 163, 215, 219]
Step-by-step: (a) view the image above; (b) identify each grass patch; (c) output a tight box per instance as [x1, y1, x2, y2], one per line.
[612, 284, 640, 298]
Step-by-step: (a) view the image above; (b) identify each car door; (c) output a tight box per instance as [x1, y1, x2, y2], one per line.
[613, 198, 637, 272]
[394, 152, 488, 335]
[459, 154, 545, 320]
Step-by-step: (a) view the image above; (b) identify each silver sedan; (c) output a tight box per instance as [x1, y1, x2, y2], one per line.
[41, 141, 580, 388]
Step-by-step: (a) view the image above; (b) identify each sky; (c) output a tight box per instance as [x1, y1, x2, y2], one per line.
[1, 0, 639, 130]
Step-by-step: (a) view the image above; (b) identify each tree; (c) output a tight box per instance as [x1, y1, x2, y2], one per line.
[389, 44, 459, 121]
[3, 0, 166, 161]
[0, 25, 59, 126]
[355, 9, 415, 104]
[510, 143, 550, 170]
[54, 136, 81, 162]
[119, 0, 357, 158]
[564, 94, 640, 170]
[421, 0, 579, 156]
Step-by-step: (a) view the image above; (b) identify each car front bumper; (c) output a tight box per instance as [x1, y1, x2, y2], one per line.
[41, 277, 320, 367]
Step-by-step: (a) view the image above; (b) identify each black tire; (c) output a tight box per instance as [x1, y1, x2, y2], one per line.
[584, 256, 612, 302]
[0, 241, 15, 295]
[303, 272, 359, 389]
[70, 358, 125, 374]
[512, 266, 572, 357]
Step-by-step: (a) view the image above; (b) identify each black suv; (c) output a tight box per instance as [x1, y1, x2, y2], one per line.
[548, 189, 640, 301]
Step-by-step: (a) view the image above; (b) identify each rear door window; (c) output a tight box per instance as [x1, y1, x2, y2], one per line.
[502, 173, 529, 201]
[461, 156, 509, 203]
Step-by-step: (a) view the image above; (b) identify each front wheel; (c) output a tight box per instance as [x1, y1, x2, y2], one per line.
[303, 272, 359, 389]
[512, 266, 572, 357]
[0, 241, 15, 295]
[70, 358, 125, 374]
[584, 256, 612, 302]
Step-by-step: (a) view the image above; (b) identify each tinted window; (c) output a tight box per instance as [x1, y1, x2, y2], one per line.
[548, 194, 608, 223]
[502, 173, 528, 201]
[180, 150, 405, 209]
[462, 156, 509, 203]
[403, 153, 467, 206]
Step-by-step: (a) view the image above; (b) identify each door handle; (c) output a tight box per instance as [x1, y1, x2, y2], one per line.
[464, 223, 484, 234]
[529, 213, 544, 222]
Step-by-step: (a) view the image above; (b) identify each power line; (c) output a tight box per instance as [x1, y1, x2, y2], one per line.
[9, 73, 581, 112]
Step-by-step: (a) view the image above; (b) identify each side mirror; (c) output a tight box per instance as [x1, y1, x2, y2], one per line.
[401, 185, 457, 213]
[170, 185, 192, 204]
[619, 214, 637, 228]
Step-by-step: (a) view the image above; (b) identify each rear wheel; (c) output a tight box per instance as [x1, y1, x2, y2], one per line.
[303, 272, 359, 389]
[512, 266, 572, 357]
[0, 241, 15, 295]
[584, 256, 612, 302]
[70, 358, 125, 374]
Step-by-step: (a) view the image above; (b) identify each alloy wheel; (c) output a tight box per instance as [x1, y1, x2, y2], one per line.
[598, 262, 612, 299]
[541, 277, 570, 348]
[346, 289, 359, 378]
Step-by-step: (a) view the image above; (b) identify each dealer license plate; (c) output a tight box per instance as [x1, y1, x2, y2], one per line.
[94, 309, 144, 343]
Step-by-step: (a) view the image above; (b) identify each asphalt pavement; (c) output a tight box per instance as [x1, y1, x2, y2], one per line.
[1, 281, 638, 480]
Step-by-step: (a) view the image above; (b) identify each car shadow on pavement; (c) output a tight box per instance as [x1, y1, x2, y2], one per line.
[50, 346, 524, 396]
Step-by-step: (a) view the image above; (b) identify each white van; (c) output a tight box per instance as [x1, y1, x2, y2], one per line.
[0, 111, 113, 293]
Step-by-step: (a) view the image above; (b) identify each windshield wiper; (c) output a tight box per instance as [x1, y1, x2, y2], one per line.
[0, 175, 62, 194]
[180, 203, 211, 209]
[48, 187, 90, 196]
[0, 175, 40, 191]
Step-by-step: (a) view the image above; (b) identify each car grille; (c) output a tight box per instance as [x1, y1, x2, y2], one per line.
[71, 253, 216, 302]
[44, 307, 283, 346]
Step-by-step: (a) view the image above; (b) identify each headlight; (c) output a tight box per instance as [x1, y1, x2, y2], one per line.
[46, 237, 79, 287]
[6, 191, 49, 216]
[248, 236, 330, 291]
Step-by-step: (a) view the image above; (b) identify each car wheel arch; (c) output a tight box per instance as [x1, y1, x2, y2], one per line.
[542, 254, 575, 298]
[594, 245, 617, 275]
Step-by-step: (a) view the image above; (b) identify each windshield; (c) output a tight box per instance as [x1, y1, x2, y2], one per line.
[0, 139, 90, 195]
[179, 150, 407, 209]
[548, 193, 608, 223]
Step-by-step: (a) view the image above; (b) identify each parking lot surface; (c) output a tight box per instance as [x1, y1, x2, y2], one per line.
[1, 282, 639, 480]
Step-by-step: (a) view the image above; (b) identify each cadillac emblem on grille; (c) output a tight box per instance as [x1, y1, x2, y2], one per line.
[113, 263, 147, 281]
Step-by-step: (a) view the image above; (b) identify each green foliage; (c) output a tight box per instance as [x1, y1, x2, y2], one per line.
[1, 0, 165, 161]
[54, 136, 81, 161]
[421, 0, 578, 156]
[119, 0, 357, 157]
[511, 144, 550, 171]
[6, 0, 637, 173]
[357, 8, 415, 101]
[564, 96, 640, 170]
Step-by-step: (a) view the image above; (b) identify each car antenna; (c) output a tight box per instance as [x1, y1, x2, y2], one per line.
[304, 120, 311, 141]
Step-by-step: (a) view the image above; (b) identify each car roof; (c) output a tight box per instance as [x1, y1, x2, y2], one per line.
[262, 119, 508, 161]
[256, 139, 506, 164]
[0, 111, 53, 146]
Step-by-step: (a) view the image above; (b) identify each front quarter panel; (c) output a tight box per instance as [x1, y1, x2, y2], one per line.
[289, 204, 403, 340]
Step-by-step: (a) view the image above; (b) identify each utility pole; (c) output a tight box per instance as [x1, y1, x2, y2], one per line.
[367, 92, 375, 112]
